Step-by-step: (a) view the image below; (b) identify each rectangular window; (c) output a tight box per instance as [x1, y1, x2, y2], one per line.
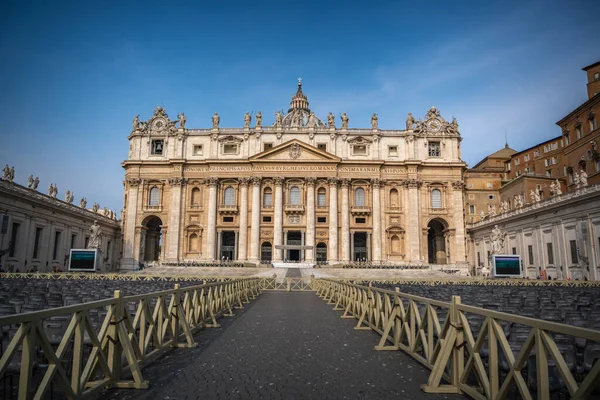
[9, 222, 19, 257]
[33, 227, 43, 259]
[512, 247, 517, 255]
[477, 252, 481, 266]
[576, 126, 582, 139]
[317, 143, 327, 151]
[546, 170, 552, 177]
[355, 217, 366, 224]
[353, 145, 367, 155]
[487, 250, 491, 266]
[71, 234, 77, 249]
[534, 150, 540, 157]
[524, 154, 530, 161]
[262, 216, 272, 223]
[565, 135, 570, 145]
[591, 119, 597, 131]
[486, 183, 493, 188]
[388, 146, 398, 156]
[151, 140, 164, 155]
[317, 216, 327, 223]
[546, 243, 554, 265]
[569, 240, 578, 264]
[52, 231, 61, 260]
[263, 143, 273, 151]
[193, 144, 203, 155]
[223, 144, 238, 154]
[428, 142, 441, 157]
[595, 72, 599, 81]
[528, 245, 534, 265]
[106, 240, 111, 260]
[469, 205, 475, 214]
[223, 216, 234, 223]
[317, 191, 326, 207]
[84, 236, 89, 248]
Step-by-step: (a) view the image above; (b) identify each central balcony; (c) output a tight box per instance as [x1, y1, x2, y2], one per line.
[218, 204, 239, 214]
[284, 204, 305, 214]
[350, 206, 372, 215]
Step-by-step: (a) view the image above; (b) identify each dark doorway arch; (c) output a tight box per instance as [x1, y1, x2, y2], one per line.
[427, 219, 447, 264]
[316, 242, 327, 263]
[261, 242, 272, 262]
[142, 216, 162, 262]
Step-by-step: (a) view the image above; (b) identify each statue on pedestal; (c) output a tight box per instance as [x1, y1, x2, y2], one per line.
[212, 113, 220, 129]
[255, 111, 262, 128]
[490, 225, 505, 254]
[80, 197, 87, 208]
[65, 190, 71, 203]
[554, 179, 562, 195]
[579, 169, 588, 187]
[27, 175, 34, 188]
[275, 110, 282, 128]
[32, 177, 39, 190]
[132, 115, 140, 131]
[88, 221, 102, 249]
[406, 113, 415, 130]
[243, 112, 251, 128]
[371, 113, 378, 130]
[340, 113, 349, 129]
[574, 172, 580, 188]
[2, 164, 9, 180]
[92, 202, 99, 213]
[327, 112, 335, 128]
[177, 112, 186, 129]
[307, 112, 316, 127]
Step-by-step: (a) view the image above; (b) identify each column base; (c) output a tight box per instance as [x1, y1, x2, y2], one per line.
[119, 258, 140, 272]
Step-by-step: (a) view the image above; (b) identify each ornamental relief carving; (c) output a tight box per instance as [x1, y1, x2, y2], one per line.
[261, 230, 272, 237]
[317, 230, 327, 237]
[288, 215, 301, 224]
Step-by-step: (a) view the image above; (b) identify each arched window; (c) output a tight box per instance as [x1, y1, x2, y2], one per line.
[224, 187, 235, 205]
[263, 187, 272, 207]
[317, 188, 326, 207]
[389, 188, 399, 207]
[391, 235, 401, 254]
[188, 233, 199, 252]
[191, 187, 201, 205]
[149, 187, 160, 206]
[261, 242, 272, 261]
[354, 188, 365, 206]
[431, 189, 442, 209]
[289, 186, 301, 205]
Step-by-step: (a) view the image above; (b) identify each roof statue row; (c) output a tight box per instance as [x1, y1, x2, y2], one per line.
[130, 80, 460, 137]
[1, 164, 119, 220]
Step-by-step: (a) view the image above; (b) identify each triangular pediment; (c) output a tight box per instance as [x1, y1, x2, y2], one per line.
[249, 139, 341, 162]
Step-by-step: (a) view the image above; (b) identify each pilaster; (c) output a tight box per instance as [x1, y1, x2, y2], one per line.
[328, 178, 338, 263]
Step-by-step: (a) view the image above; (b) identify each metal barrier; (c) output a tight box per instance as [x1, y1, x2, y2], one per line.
[0, 278, 261, 399]
[316, 279, 600, 399]
[259, 278, 314, 291]
[0, 273, 238, 282]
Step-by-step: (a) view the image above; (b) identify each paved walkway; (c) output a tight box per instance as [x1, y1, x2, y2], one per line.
[103, 292, 464, 400]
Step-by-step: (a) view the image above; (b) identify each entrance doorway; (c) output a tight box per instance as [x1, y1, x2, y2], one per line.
[142, 216, 162, 262]
[353, 232, 368, 261]
[427, 219, 447, 264]
[286, 231, 301, 262]
[316, 242, 327, 263]
[261, 242, 272, 262]
[220, 231, 235, 261]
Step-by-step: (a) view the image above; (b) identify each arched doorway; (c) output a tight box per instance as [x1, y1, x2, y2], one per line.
[427, 219, 447, 264]
[142, 216, 162, 262]
[316, 242, 327, 264]
[261, 242, 272, 262]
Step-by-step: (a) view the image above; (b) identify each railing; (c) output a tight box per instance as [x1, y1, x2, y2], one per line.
[259, 278, 314, 292]
[217, 204, 238, 213]
[315, 279, 600, 399]
[350, 206, 372, 214]
[284, 204, 305, 213]
[0, 278, 261, 399]
[143, 205, 162, 212]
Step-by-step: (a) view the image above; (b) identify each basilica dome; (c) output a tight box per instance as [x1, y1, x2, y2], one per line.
[277, 80, 326, 128]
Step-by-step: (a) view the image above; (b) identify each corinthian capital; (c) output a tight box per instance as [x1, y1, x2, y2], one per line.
[273, 177, 285, 186]
[403, 179, 422, 189]
[251, 176, 262, 186]
[451, 180, 465, 190]
[371, 178, 382, 188]
[340, 178, 350, 188]
[238, 177, 251, 187]
[206, 177, 219, 187]
[127, 178, 142, 187]
[168, 177, 186, 186]
[327, 177, 339, 187]
[305, 177, 316, 187]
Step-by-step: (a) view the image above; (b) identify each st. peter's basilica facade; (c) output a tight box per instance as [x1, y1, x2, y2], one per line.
[121, 81, 467, 270]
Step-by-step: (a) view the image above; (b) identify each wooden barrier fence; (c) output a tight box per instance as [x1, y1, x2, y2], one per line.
[315, 279, 600, 399]
[0, 278, 261, 399]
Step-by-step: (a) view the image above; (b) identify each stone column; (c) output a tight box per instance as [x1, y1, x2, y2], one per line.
[350, 231, 355, 262]
[371, 179, 382, 263]
[249, 177, 261, 263]
[405, 179, 422, 262]
[305, 177, 316, 263]
[301, 231, 305, 261]
[234, 230, 239, 261]
[328, 178, 339, 263]
[167, 178, 185, 263]
[216, 230, 222, 260]
[273, 177, 284, 262]
[238, 178, 250, 261]
[451, 181, 467, 265]
[206, 177, 219, 261]
[121, 178, 141, 271]
[340, 179, 350, 262]
[366, 232, 371, 261]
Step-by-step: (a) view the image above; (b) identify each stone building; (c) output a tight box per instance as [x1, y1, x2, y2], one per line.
[0, 175, 121, 273]
[121, 81, 468, 270]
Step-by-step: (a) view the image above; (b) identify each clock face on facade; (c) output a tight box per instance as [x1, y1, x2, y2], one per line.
[426, 119, 441, 132]
[153, 118, 166, 131]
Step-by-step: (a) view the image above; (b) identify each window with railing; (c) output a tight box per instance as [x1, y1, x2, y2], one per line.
[149, 187, 160, 206]
[263, 187, 272, 207]
[289, 186, 300, 205]
[431, 189, 442, 209]
[354, 188, 365, 206]
[317, 188, 326, 207]
[428, 142, 441, 157]
[224, 187, 235, 205]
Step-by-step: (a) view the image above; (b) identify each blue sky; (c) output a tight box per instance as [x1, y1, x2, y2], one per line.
[0, 0, 597, 212]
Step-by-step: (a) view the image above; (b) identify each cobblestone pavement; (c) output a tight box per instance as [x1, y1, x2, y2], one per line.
[103, 292, 465, 400]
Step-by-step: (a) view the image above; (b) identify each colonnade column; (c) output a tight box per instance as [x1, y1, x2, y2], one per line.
[237, 178, 250, 261]
[305, 177, 316, 263]
[328, 178, 338, 263]
[206, 177, 218, 261]
[167, 177, 185, 263]
[122, 178, 141, 270]
[249, 177, 261, 263]
[350, 231, 355, 262]
[371, 178, 382, 263]
[451, 181, 467, 265]
[273, 177, 284, 262]
[405, 179, 422, 262]
[340, 179, 350, 263]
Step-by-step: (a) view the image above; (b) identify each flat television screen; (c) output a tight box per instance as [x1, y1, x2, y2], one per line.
[492, 255, 522, 278]
[68, 249, 98, 272]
